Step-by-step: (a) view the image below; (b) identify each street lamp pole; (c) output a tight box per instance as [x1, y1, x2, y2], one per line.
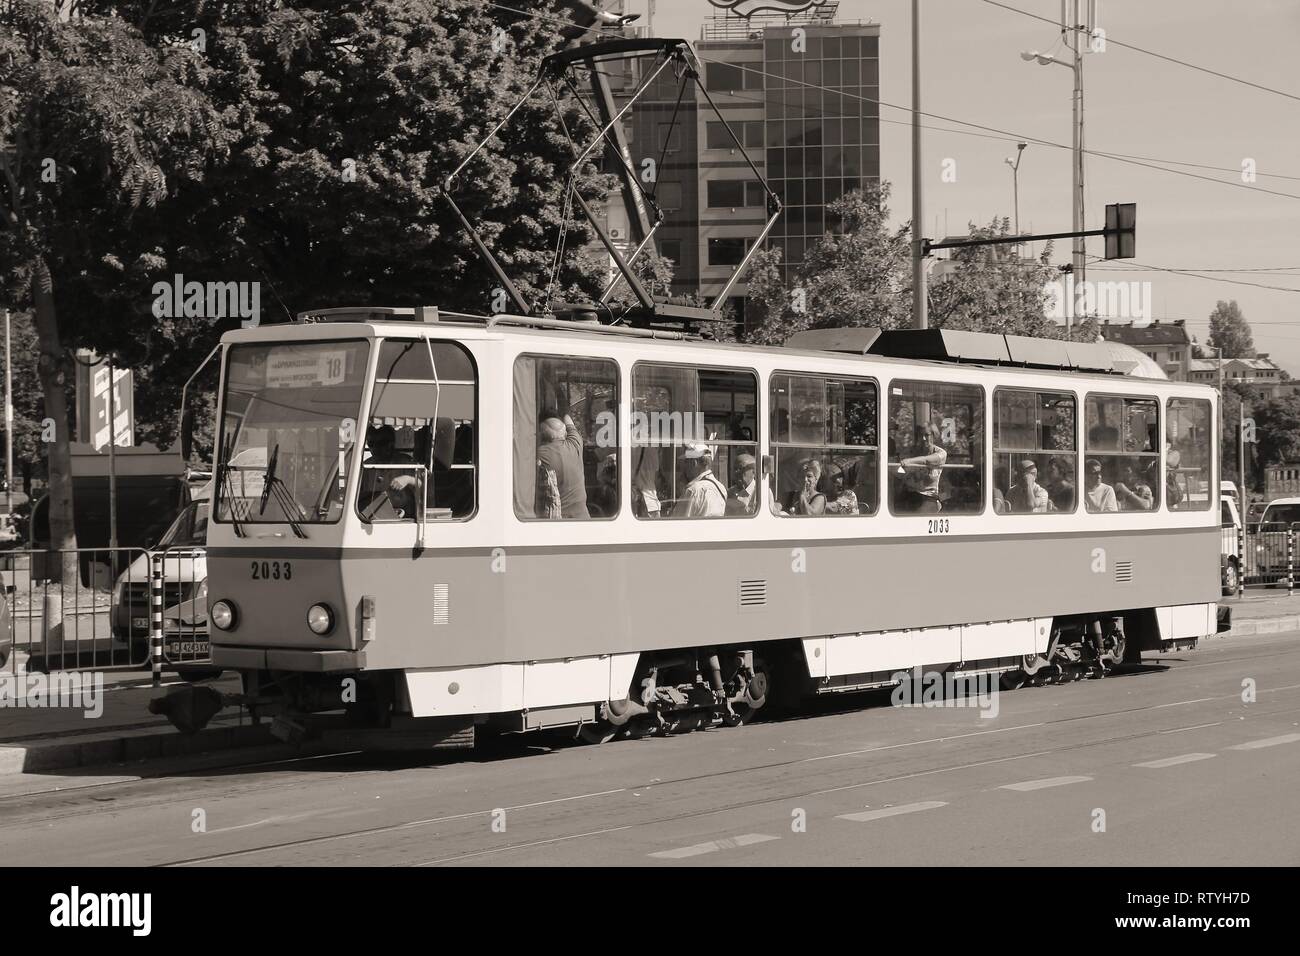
[911, 0, 927, 330]
[1004, 142, 1028, 244]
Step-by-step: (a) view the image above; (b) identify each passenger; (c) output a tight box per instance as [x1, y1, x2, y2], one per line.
[1083, 458, 1118, 512]
[1007, 459, 1052, 513]
[1046, 457, 1075, 512]
[993, 465, 1011, 513]
[679, 443, 727, 517]
[823, 463, 859, 514]
[897, 422, 946, 514]
[992, 487, 1009, 514]
[726, 453, 758, 516]
[588, 453, 618, 518]
[537, 413, 589, 519]
[788, 459, 827, 515]
[1114, 462, 1154, 511]
[1165, 446, 1184, 509]
[632, 446, 661, 518]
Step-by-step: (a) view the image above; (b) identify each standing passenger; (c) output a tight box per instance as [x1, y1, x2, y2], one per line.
[897, 422, 946, 513]
[679, 443, 727, 517]
[537, 413, 589, 518]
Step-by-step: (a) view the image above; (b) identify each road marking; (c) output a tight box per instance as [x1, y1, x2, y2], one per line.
[1000, 775, 1092, 791]
[1134, 753, 1216, 769]
[418, 825, 633, 866]
[837, 800, 948, 822]
[803, 722, 1047, 764]
[1159, 722, 1223, 734]
[1229, 733, 1300, 751]
[649, 833, 779, 860]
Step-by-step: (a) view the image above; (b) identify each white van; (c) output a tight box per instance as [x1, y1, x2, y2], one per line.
[1220, 494, 1241, 595]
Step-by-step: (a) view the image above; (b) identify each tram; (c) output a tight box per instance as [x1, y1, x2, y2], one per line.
[152, 35, 1223, 747]
[152, 310, 1223, 748]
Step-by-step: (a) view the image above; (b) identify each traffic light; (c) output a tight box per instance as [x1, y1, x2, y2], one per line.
[1105, 202, 1136, 259]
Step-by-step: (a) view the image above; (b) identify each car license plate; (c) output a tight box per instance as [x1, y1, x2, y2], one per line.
[165, 639, 210, 659]
[132, 617, 148, 629]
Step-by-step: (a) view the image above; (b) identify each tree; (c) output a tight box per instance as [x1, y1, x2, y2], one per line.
[2, 1, 611, 575]
[1207, 300, 1256, 359]
[1, 0, 231, 579]
[1251, 393, 1300, 478]
[928, 218, 1060, 337]
[744, 182, 910, 345]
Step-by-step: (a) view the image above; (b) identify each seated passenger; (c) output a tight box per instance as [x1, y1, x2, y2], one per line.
[787, 459, 827, 515]
[1007, 459, 1052, 513]
[679, 443, 727, 517]
[823, 464, 859, 514]
[1046, 457, 1075, 512]
[993, 487, 1010, 514]
[897, 423, 946, 514]
[1115, 462, 1154, 511]
[1084, 458, 1119, 513]
[726, 453, 758, 516]
[632, 446, 661, 518]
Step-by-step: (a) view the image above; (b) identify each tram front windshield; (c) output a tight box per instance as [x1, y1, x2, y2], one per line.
[216, 341, 370, 524]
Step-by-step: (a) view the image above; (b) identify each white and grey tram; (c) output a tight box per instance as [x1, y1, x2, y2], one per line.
[159, 307, 1224, 748]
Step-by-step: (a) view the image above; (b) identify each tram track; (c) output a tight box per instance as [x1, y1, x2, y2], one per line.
[153, 690, 1300, 867]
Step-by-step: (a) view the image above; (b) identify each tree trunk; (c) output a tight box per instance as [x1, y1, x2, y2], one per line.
[31, 259, 78, 585]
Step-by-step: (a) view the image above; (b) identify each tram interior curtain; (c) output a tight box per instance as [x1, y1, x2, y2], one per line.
[513, 357, 537, 517]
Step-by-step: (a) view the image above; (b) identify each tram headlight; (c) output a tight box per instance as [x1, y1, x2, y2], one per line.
[307, 603, 335, 636]
[211, 600, 237, 631]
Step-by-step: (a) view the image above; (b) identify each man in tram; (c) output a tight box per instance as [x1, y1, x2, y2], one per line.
[896, 422, 946, 513]
[679, 442, 727, 517]
[726, 453, 758, 515]
[537, 412, 589, 519]
[1083, 458, 1118, 513]
[1115, 462, 1154, 511]
[1007, 459, 1052, 513]
[360, 423, 415, 515]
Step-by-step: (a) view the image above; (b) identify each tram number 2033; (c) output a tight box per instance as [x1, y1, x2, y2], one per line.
[250, 560, 293, 581]
[927, 518, 951, 534]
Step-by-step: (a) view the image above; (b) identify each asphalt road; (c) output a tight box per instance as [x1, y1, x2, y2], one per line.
[1, 630, 1297, 867]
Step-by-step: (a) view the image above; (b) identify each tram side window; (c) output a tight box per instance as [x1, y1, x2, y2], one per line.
[769, 372, 877, 515]
[631, 364, 758, 519]
[357, 340, 477, 522]
[992, 389, 1077, 514]
[1167, 398, 1213, 511]
[888, 380, 984, 515]
[1084, 395, 1160, 513]
[513, 355, 620, 520]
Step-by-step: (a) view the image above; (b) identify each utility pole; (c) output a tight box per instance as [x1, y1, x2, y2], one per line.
[911, 0, 927, 330]
[4, 309, 11, 515]
[1239, 398, 1247, 504]
[107, 356, 119, 555]
[1066, 0, 1088, 287]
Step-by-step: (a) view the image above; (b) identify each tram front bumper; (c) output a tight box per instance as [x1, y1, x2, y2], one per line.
[211, 645, 366, 672]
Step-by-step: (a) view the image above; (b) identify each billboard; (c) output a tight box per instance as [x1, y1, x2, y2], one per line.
[75, 353, 134, 451]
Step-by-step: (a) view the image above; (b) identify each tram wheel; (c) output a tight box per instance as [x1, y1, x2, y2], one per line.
[577, 721, 618, 745]
[728, 668, 770, 726]
[1000, 670, 1026, 691]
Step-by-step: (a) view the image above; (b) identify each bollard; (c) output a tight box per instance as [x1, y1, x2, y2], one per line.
[1238, 517, 1245, 598]
[150, 551, 164, 687]
[1291, 524, 1296, 598]
[41, 590, 62, 673]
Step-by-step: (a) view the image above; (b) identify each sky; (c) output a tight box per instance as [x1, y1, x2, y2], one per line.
[624, 0, 1300, 369]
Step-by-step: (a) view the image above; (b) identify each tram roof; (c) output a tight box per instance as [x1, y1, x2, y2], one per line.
[222, 306, 1207, 391]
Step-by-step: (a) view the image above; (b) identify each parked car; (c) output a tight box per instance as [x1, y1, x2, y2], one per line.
[0, 585, 11, 668]
[110, 498, 208, 654]
[1252, 497, 1300, 584]
[1221, 494, 1241, 595]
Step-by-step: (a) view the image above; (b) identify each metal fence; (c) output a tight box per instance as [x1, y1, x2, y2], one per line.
[1225, 521, 1300, 595]
[1, 545, 210, 682]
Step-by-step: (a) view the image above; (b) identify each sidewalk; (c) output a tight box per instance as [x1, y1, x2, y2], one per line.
[1219, 586, 1300, 635]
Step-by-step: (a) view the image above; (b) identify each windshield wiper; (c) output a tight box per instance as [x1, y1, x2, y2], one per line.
[256, 444, 309, 538]
[218, 463, 246, 538]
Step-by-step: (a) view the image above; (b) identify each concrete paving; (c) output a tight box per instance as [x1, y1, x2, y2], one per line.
[0, 627, 1295, 866]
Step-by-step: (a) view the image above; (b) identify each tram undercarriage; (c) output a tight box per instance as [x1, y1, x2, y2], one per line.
[151, 607, 1189, 751]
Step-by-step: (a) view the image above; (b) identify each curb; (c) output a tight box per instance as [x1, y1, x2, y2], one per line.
[0, 722, 277, 776]
[1222, 614, 1300, 637]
